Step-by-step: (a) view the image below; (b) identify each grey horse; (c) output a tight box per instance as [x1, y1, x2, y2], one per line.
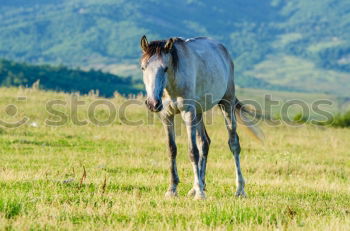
[140, 36, 262, 199]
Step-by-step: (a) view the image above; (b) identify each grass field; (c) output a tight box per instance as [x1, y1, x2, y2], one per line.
[0, 87, 349, 230]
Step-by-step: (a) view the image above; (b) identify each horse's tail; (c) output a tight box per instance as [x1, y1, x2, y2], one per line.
[234, 98, 265, 143]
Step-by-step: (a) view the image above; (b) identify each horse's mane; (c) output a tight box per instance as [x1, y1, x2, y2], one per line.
[141, 38, 184, 71]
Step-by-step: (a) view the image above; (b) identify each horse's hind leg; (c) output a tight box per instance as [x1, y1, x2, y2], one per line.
[160, 113, 179, 198]
[219, 100, 247, 197]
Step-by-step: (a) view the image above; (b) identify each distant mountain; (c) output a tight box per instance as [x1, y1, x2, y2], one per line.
[0, 0, 349, 95]
[0, 59, 140, 97]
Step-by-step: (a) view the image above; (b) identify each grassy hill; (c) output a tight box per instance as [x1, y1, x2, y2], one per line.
[0, 0, 349, 95]
[0, 87, 349, 230]
[0, 59, 141, 97]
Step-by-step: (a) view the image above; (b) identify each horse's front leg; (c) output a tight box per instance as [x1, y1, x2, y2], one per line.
[160, 113, 179, 198]
[181, 109, 206, 200]
[196, 116, 211, 191]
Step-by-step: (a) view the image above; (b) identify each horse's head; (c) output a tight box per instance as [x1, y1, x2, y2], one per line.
[140, 35, 175, 112]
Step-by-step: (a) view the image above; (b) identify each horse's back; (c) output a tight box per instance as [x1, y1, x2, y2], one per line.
[184, 37, 234, 110]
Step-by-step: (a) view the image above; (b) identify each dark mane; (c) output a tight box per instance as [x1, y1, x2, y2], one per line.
[141, 38, 183, 71]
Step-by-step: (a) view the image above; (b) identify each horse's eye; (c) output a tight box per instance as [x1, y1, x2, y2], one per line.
[141, 67, 145, 71]
[164, 67, 168, 72]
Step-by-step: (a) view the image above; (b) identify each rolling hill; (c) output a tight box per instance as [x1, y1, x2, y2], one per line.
[0, 0, 349, 95]
[0, 59, 140, 97]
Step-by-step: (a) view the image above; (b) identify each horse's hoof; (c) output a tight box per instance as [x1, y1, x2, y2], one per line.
[194, 192, 206, 200]
[165, 190, 178, 198]
[235, 190, 247, 198]
[187, 188, 196, 197]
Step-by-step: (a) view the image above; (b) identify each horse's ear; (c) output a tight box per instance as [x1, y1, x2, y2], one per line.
[164, 38, 174, 53]
[140, 35, 148, 52]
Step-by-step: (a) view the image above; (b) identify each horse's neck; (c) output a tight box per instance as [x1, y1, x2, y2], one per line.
[165, 42, 195, 99]
[165, 71, 179, 98]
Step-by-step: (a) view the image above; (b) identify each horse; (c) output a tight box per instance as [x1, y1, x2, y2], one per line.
[139, 35, 262, 199]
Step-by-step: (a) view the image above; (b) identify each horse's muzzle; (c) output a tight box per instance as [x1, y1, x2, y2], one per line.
[145, 98, 163, 112]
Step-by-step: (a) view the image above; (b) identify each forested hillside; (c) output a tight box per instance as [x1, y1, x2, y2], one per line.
[0, 59, 140, 97]
[0, 0, 349, 95]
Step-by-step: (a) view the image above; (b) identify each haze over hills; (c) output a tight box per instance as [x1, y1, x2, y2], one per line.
[0, 0, 349, 95]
